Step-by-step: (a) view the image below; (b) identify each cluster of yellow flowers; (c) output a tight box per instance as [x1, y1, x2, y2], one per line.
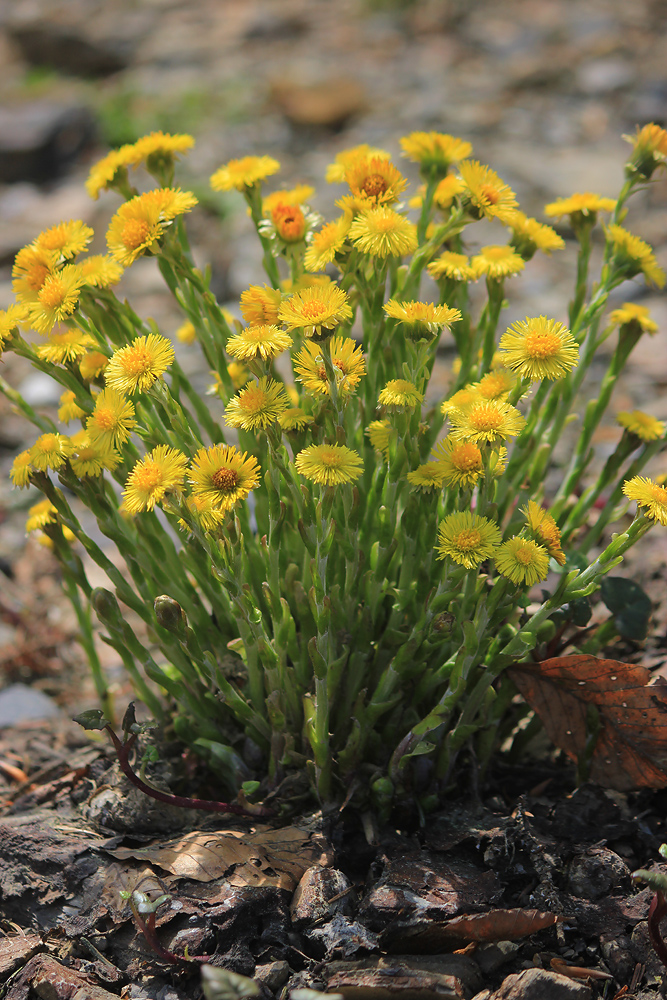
[2, 123, 666, 583]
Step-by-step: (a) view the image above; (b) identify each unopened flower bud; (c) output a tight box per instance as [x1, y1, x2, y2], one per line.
[154, 595, 187, 635]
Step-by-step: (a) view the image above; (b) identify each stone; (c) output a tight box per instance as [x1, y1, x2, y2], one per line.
[474, 968, 592, 1000]
[0, 683, 60, 727]
[0, 103, 95, 184]
[291, 867, 355, 926]
[253, 960, 291, 991]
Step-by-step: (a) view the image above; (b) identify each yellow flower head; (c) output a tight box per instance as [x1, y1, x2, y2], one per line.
[366, 419, 395, 458]
[179, 494, 226, 534]
[105, 333, 175, 394]
[10, 450, 33, 488]
[544, 192, 617, 221]
[608, 302, 658, 335]
[27, 265, 85, 335]
[522, 500, 566, 565]
[224, 376, 290, 431]
[623, 476, 667, 525]
[295, 443, 363, 486]
[12, 244, 59, 302]
[449, 398, 526, 444]
[268, 200, 308, 243]
[78, 254, 124, 288]
[509, 211, 564, 259]
[412, 175, 466, 211]
[189, 443, 261, 512]
[499, 317, 579, 381]
[226, 361, 253, 391]
[606, 225, 666, 288]
[458, 160, 518, 224]
[86, 388, 136, 449]
[0, 304, 29, 348]
[440, 387, 481, 417]
[378, 379, 424, 409]
[35, 220, 94, 259]
[279, 283, 352, 340]
[85, 144, 140, 199]
[624, 122, 667, 178]
[262, 185, 315, 216]
[348, 207, 418, 258]
[401, 131, 472, 175]
[58, 390, 85, 424]
[240, 284, 282, 326]
[472, 369, 516, 400]
[304, 215, 351, 272]
[344, 156, 408, 206]
[617, 410, 665, 442]
[294, 336, 366, 397]
[471, 245, 526, 280]
[495, 536, 550, 586]
[227, 324, 293, 362]
[29, 432, 74, 471]
[383, 299, 461, 340]
[427, 251, 477, 283]
[69, 430, 120, 477]
[26, 499, 58, 533]
[407, 462, 446, 491]
[278, 407, 314, 432]
[435, 512, 501, 569]
[176, 320, 196, 344]
[106, 188, 198, 266]
[122, 445, 189, 514]
[79, 350, 109, 381]
[131, 131, 195, 172]
[431, 436, 483, 488]
[36, 327, 96, 364]
[210, 155, 280, 192]
[325, 144, 391, 184]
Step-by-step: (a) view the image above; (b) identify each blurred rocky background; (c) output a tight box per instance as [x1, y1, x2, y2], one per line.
[0, 0, 667, 720]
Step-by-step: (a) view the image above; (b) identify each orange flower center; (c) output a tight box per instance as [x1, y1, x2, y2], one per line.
[120, 346, 153, 376]
[454, 529, 481, 551]
[212, 467, 239, 492]
[515, 544, 534, 566]
[135, 466, 163, 492]
[240, 386, 268, 413]
[470, 406, 502, 431]
[362, 174, 389, 198]
[93, 407, 116, 430]
[452, 443, 482, 471]
[38, 434, 59, 453]
[300, 300, 326, 321]
[319, 448, 340, 467]
[38, 279, 67, 309]
[272, 203, 306, 242]
[524, 329, 561, 358]
[28, 262, 51, 291]
[650, 484, 667, 503]
[122, 219, 151, 251]
[479, 184, 500, 205]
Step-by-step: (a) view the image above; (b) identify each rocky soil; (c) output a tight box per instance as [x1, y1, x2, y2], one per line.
[1, 1, 667, 997]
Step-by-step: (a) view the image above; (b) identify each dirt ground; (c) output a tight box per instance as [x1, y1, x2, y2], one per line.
[1, 0, 667, 997]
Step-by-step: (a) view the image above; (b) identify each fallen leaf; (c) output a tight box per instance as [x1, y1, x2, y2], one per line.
[510, 655, 667, 791]
[550, 956, 613, 980]
[382, 908, 563, 952]
[106, 826, 332, 890]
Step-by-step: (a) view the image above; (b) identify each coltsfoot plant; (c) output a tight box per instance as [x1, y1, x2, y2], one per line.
[2, 126, 667, 812]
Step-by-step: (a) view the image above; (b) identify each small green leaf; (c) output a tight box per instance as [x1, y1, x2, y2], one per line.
[201, 966, 260, 1000]
[73, 709, 108, 731]
[600, 577, 652, 640]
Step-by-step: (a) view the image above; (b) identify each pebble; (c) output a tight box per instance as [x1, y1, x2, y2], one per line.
[0, 682, 61, 726]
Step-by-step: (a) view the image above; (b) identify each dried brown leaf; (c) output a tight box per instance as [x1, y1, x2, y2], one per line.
[106, 825, 332, 890]
[510, 655, 667, 791]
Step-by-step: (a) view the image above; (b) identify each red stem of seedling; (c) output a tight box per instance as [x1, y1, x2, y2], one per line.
[104, 724, 272, 818]
[648, 889, 667, 970]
